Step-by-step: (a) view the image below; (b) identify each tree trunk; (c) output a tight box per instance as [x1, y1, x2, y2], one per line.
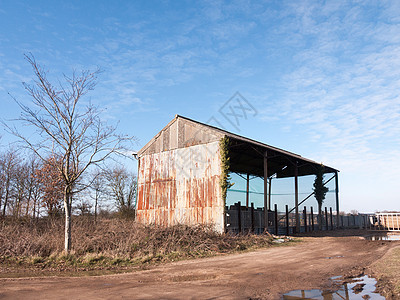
[2, 189, 9, 216]
[16, 197, 21, 218]
[318, 204, 322, 230]
[25, 185, 33, 217]
[35, 197, 40, 220]
[32, 196, 36, 219]
[64, 190, 72, 252]
[94, 196, 98, 223]
[94, 187, 99, 223]
[25, 197, 30, 217]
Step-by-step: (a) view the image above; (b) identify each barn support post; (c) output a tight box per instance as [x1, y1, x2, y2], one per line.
[251, 202, 255, 233]
[274, 203, 278, 235]
[311, 206, 314, 231]
[335, 171, 340, 228]
[325, 207, 328, 230]
[246, 173, 250, 208]
[268, 177, 272, 211]
[237, 201, 242, 234]
[264, 151, 269, 233]
[285, 204, 289, 235]
[303, 206, 307, 233]
[294, 161, 300, 233]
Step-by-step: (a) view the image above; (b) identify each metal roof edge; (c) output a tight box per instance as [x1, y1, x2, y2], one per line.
[137, 115, 179, 157]
[175, 115, 338, 172]
[138, 114, 339, 173]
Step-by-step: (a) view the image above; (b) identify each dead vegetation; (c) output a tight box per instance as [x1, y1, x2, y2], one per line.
[0, 217, 274, 274]
[371, 246, 400, 299]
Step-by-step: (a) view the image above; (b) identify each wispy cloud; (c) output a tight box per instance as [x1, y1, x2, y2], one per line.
[1, 1, 399, 211]
[256, 2, 400, 210]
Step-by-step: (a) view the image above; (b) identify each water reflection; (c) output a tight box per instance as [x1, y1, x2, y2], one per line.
[365, 234, 400, 241]
[282, 275, 385, 299]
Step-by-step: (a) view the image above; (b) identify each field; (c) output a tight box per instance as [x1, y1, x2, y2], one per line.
[0, 217, 274, 276]
[1, 219, 399, 299]
[371, 246, 400, 297]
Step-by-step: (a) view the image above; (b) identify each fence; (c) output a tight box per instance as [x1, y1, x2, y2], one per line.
[225, 202, 394, 234]
[369, 213, 400, 231]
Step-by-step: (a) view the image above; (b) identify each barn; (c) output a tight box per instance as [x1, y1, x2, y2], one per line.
[135, 115, 339, 233]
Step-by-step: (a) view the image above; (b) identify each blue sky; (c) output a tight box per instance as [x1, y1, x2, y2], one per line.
[1, 1, 400, 213]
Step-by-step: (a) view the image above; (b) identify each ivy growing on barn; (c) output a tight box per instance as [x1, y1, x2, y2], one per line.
[219, 136, 233, 203]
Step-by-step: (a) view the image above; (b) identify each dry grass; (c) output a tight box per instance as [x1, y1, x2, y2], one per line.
[0, 217, 274, 272]
[371, 246, 400, 299]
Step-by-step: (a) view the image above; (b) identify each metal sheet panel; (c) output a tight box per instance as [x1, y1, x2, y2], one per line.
[139, 116, 224, 156]
[136, 141, 224, 232]
[169, 120, 178, 150]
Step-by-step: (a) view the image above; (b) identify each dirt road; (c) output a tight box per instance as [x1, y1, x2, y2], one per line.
[0, 231, 395, 299]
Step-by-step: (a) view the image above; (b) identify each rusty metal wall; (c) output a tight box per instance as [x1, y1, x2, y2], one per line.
[136, 141, 224, 232]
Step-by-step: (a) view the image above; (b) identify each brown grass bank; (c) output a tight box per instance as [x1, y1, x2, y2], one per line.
[0, 217, 274, 276]
[370, 245, 400, 299]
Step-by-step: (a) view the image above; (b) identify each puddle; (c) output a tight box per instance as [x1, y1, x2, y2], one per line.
[324, 255, 344, 259]
[282, 275, 385, 299]
[365, 234, 400, 241]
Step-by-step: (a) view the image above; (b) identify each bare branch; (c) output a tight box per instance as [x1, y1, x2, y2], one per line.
[5, 54, 135, 252]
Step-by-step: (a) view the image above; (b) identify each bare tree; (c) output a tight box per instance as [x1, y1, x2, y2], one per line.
[6, 54, 133, 252]
[88, 168, 106, 222]
[24, 157, 42, 218]
[75, 198, 92, 216]
[0, 149, 20, 217]
[0, 154, 5, 216]
[11, 162, 27, 218]
[105, 165, 137, 217]
[0, 150, 42, 219]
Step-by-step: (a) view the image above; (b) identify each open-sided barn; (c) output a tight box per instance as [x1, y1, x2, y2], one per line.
[136, 115, 339, 233]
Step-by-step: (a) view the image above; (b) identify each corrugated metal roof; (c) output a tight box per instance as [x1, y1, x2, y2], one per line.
[138, 115, 338, 175]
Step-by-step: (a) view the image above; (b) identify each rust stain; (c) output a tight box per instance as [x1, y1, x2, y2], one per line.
[152, 178, 174, 183]
[137, 185, 144, 210]
[136, 142, 223, 231]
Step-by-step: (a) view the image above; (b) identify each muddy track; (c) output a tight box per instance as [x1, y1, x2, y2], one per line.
[0, 230, 396, 299]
